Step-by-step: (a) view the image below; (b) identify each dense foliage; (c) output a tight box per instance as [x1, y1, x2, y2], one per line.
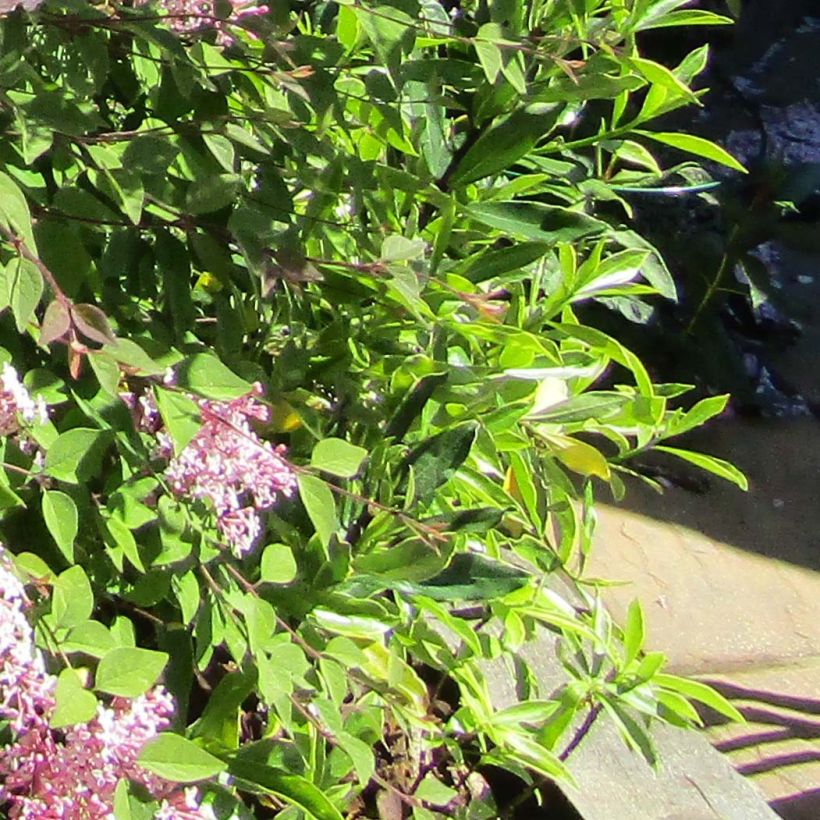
[0, 0, 748, 816]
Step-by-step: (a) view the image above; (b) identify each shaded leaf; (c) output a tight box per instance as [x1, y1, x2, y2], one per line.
[71, 303, 117, 345]
[405, 423, 477, 505]
[40, 300, 71, 345]
[228, 759, 344, 820]
[468, 202, 606, 244]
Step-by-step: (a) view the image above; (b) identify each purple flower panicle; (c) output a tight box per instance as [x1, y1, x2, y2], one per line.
[126, 382, 297, 557]
[134, 0, 269, 45]
[0, 554, 212, 818]
[0, 363, 47, 437]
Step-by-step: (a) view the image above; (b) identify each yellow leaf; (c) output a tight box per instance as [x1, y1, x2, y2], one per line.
[551, 437, 611, 480]
[268, 399, 302, 433]
[503, 465, 521, 501]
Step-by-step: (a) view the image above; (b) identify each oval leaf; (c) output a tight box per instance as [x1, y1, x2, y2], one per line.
[45, 428, 111, 484]
[138, 733, 227, 782]
[298, 474, 339, 548]
[96, 647, 168, 697]
[42, 490, 78, 562]
[176, 353, 252, 400]
[311, 438, 368, 478]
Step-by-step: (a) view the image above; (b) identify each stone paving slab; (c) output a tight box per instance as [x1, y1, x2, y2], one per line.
[482, 629, 778, 820]
[697, 660, 820, 820]
[586, 502, 820, 674]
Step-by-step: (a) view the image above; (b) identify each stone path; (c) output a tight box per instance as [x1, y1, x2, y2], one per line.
[585, 418, 820, 818]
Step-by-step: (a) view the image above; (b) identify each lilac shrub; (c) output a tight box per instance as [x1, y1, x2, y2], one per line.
[0, 555, 211, 818]
[134, 0, 269, 45]
[126, 382, 297, 557]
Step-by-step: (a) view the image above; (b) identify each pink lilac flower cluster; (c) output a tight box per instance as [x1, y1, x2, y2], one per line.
[0, 554, 213, 818]
[126, 382, 296, 557]
[0, 363, 47, 438]
[134, 0, 269, 46]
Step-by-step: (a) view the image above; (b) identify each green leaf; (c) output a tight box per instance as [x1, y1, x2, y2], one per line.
[489, 700, 561, 728]
[176, 353, 252, 400]
[104, 515, 145, 572]
[96, 647, 168, 698]
[405, 552, 530, 601]
[298, 474, 339, 549]
[355, 4, 415, 74]
[405, 423, 478, 505]
[0, 170, 37, 249]
[424, 507, 506, 535]
[45, 428, 111, 483]
[71, 303, 117, 345]
[99, 168, 144, 225]
[311, 438, 368, 479]
[138, 733, 227, 783]
[7, 258, 43, 333]
[13, 552, 55, 583]
[190, 666, 258, 741]
[623, 599, 645, 667]
[203, 133, 235, 172]
[467, 202, 606, 244]
[500, 729, 571, 780]
[227, 759, 344, 820]
[474, 22, 503, 84]
[52, 565, 93, 629]
[526, 392, 628, 424]
[40, 299, 71, 346]
[380, 235, 425, 262]
[154, 387, 202, 455]
[50, 668, 98, 729]
[113, 780, 155, 820]
[668, 395, 729, 437]
[415, 773, 459, 806]
[635, 9, 733, 30]
[62, 620, 117, 658]
[89, 351, 122, 396]
[600, 697, 658, 766]
[654, 445, 748, 490]
[576, 250, 650, 297]
[336, 730, 375, 787]
[186, 173, 242, 214]
[635, 130, 746, 172]
[627, 56, 698, 103]
[654, 674, 745, 722]
[106, 339, 164, 376]
[355, 537, 451, 583]
[456, 241, 550, 284]
[450, 108, 559, 186]
[42, 490, 78, 563]
[260, 543, 298, 584]
[0, 483, 24, 512]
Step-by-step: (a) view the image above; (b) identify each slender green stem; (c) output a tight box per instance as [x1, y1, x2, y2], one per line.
[685, 222, 742, 335]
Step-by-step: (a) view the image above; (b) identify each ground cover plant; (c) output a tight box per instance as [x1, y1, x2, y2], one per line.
[0, 0, 748, 815]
